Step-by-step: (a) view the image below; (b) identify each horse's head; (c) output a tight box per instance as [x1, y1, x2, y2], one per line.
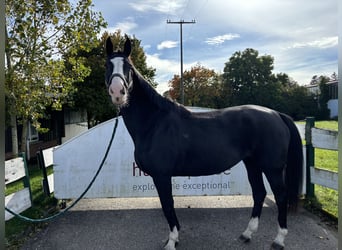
[105, 37, 133, 106]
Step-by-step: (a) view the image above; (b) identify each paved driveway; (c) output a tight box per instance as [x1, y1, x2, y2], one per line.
[21, 196, 337, 250]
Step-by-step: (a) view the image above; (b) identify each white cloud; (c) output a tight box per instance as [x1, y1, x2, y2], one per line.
[143, 44, 151, 50]
[205, 34, 240, 45]
[129, 0, 183, 14]
[104, 17, 137, 35]
[157, 40, 178, 50]
[146, 53, 197, 94]
[288, 36, 338, 49]
[146, 53, 178, 94]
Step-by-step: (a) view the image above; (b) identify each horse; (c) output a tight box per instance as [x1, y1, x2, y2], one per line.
[104, 36, 303, 250]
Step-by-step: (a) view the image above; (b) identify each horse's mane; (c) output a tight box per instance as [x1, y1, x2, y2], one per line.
[131, 64, 191, 116]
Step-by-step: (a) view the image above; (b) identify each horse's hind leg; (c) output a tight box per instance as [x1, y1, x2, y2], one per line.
[240, 163, 266, 242]
[153, 176, 180, 250]
[264, 168, 288, 250]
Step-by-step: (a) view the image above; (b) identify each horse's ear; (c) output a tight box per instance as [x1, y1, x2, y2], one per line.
[106, 37, 113, 55]
[124, 36, 132, 57]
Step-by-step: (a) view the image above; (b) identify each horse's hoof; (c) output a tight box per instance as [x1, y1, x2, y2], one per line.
[271, 242, 284, 250]
[163, 239, 178, 250]
[239, 234, 251, 243]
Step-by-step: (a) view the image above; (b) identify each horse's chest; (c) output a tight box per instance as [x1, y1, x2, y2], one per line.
[133, 134, 182, 176]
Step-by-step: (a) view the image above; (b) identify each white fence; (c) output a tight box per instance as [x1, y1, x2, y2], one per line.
[5, 154, 32, 221]
[301, 118, 338, 194]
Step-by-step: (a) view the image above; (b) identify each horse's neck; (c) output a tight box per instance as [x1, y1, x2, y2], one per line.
[120, 84, 159, 142]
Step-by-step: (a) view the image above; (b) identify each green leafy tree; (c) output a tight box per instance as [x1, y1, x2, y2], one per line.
[221, 49, 319, 119]
[281, 85, 318, 120]
[73, 31, 157, 127]
[222, 48, 275, 106]
[276, 74, 318, 120]
[5, 0, 106, 154]
[317, 75, 331, 119]
[308, 75, 331, 119]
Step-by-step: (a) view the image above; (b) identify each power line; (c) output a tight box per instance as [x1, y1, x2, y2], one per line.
[167, 19, 196, 104]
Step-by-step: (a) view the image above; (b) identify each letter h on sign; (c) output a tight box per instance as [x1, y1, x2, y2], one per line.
[132, 162, 149, 176]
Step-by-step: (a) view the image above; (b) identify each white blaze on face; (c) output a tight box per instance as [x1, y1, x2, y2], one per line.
[108, 57, 127, 105]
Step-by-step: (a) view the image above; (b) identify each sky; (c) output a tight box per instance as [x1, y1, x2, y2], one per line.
[91, 0, 338, 94]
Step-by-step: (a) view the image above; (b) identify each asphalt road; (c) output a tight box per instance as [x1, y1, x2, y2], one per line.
[21, 196, 337, 250]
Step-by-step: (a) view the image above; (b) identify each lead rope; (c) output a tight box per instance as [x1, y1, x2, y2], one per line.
[5, 117, 119, 223]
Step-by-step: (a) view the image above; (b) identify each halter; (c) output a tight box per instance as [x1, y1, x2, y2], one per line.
[107, 72, 130, 90]
[106, 54, 133, 92]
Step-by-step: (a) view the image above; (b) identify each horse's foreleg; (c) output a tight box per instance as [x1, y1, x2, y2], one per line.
[153, 176, 180, 250]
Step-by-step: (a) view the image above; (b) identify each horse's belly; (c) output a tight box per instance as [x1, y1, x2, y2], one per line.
[174, 153, 239, 177]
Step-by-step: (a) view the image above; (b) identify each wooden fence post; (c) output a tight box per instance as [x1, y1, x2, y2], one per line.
[305, 117, 315, 198]
[37, 149, 51, 196]
[20, 152, 33, 202]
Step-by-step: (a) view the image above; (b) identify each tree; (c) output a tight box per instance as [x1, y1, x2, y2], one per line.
[5, 0, 106, 154]
[222, 48, 275, 106]
[73, 31, 157, 127]
[221, 48, 320, 119]
[317, 75, 331, 119]
[168, 64, 221, 108]
[280, 85, 317, 120]
[330, 72, 338, 81]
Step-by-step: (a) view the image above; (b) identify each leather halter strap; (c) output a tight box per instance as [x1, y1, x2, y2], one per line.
[108, 72, 130, 90]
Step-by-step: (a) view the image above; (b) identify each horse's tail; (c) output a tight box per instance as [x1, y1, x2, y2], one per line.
[279, 113, 303, 208]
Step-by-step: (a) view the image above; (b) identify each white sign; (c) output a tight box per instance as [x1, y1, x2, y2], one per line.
[54, 108, 272, 199]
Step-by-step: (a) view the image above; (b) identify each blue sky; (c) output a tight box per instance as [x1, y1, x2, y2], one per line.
[92, 0, 338, 94]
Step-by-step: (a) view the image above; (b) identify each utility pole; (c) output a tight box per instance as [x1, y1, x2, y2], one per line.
[167, 19, 195, 104]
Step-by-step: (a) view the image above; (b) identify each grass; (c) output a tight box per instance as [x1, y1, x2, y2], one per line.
[5, 164, 57, 249]
[314, 120, 338, 131]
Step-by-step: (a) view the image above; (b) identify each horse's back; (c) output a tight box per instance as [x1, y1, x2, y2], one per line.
[192, 105, 290, 160]
[218, 105, 291, 167]
[169, 105, 289, 175]
[135, 104, 291, 176]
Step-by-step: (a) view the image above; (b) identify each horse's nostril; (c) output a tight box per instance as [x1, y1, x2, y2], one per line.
[120, 88, 126, 95]
[110, 88, 114, 94]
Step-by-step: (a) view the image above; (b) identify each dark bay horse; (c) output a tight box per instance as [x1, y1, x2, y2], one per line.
[105, 37, 303, 250]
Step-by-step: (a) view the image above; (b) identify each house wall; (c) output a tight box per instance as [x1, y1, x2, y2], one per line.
[62, 122, 88, 143]
[5, 109, 88, 160]
[62, 109, 88, 143]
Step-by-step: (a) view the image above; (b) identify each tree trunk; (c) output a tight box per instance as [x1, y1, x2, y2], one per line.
[10, 114, 18, 156]
[7, 22, 19, 157]
[20, 119, 28, 154]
